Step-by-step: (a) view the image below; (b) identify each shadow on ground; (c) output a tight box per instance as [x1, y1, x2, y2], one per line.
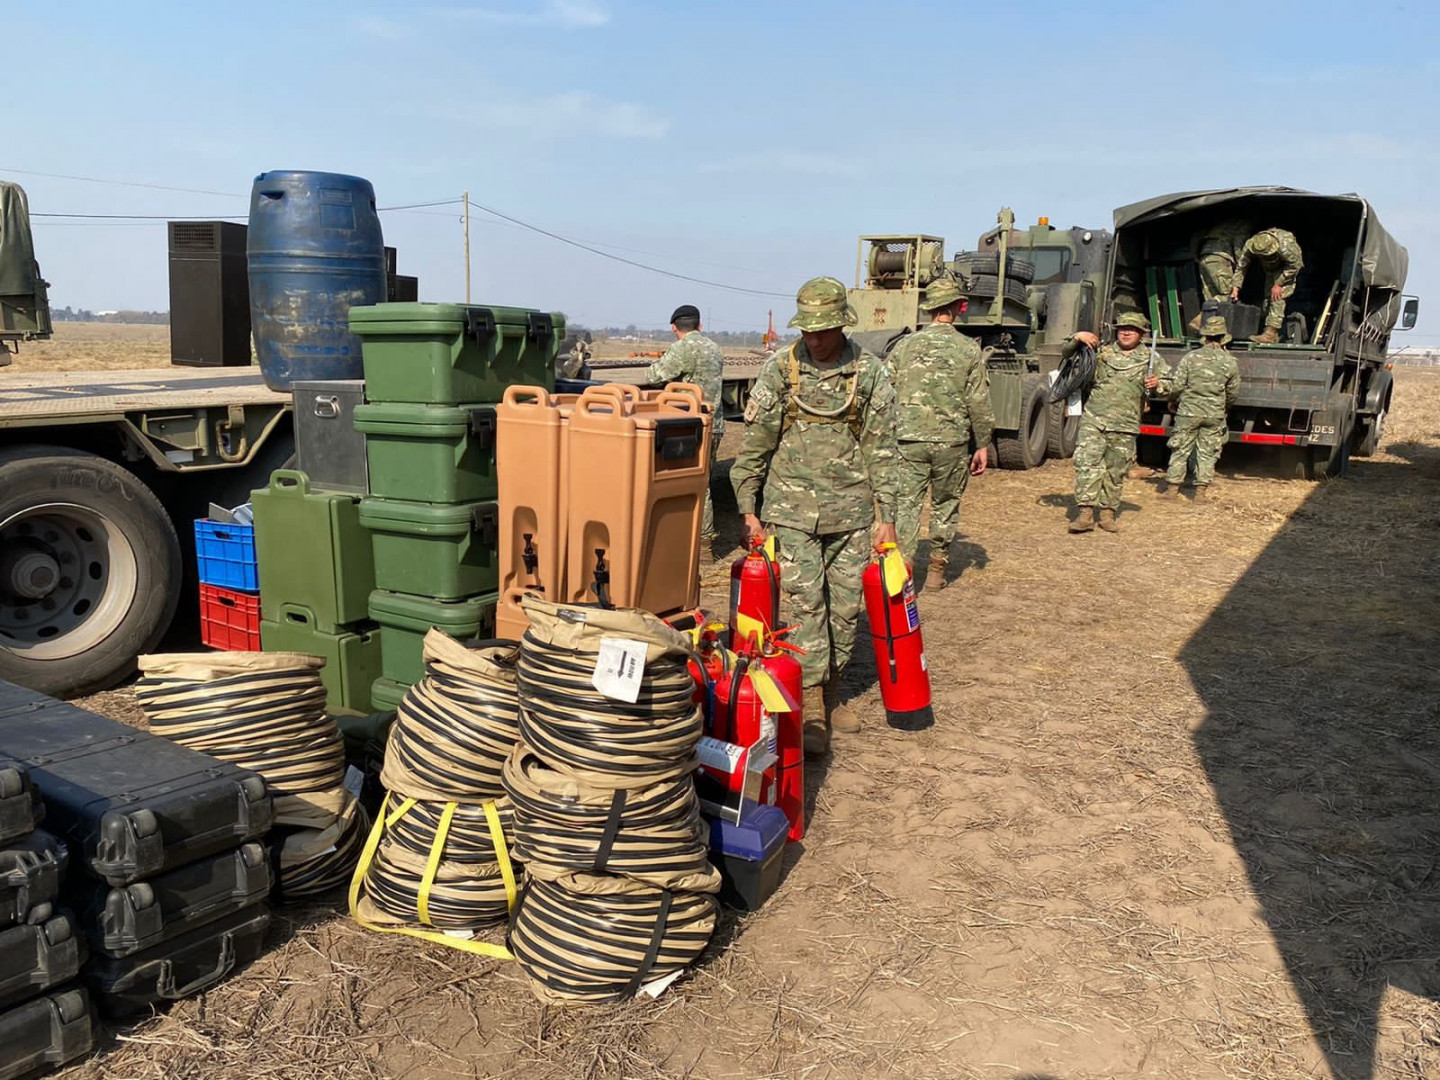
[1181, 457, 1440, 1079]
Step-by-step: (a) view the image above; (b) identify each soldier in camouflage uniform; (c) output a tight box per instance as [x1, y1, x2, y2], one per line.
[646, 304, 726, 545]
[1191, 219, 1251, 330]
[1067, 311, 1153, 534]
[731, 277, 899, 755]
[885, 276, 993, 588]
[1147, 315, 1239, 500]
[1230, 227, 1303, 344]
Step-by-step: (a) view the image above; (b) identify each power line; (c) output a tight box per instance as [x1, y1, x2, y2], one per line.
[0, 167, 242, 198]
[467, 198, 791, 299]
[32, 198, 463, 223]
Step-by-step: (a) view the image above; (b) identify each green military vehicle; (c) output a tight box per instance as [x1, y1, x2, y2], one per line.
[847, 208, 1113, 469]
[0, 182, 294, 698]
[1115, 187, 1418, 478]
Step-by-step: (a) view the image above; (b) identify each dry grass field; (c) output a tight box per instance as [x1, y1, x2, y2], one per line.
[39, 340, 1440, 1079]
[6, 322, 171, 372]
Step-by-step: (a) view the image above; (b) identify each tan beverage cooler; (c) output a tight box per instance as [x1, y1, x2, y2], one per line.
[495, 385, 568, 641]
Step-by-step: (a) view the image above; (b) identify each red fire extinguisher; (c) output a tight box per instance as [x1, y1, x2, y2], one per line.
[729, 537, 780, 652]
[862, 544, 934, 731]
[756, 646, 805, 843]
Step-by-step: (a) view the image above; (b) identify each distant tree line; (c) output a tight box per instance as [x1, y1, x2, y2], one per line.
[53, 307, 169, 325]
[570, 323, 794, 347]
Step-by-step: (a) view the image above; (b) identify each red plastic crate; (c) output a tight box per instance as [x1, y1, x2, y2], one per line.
[199, 584, 262, 651]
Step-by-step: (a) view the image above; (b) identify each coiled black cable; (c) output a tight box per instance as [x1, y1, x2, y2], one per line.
[1048, 343, 1097, 403]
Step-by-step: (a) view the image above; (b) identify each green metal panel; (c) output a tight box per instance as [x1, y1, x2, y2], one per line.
[368, 590, 498, 686]
[350, 302, 563, 405]
[1145, 266, 1163, 338]
[252, 469, 375, 631]
[988, 368, 1023, 431]
[259, 612, 381, 714]
[353, 402, 496, 503]
[359, 498, 498, 599]
[1164, 266, 1183, 338]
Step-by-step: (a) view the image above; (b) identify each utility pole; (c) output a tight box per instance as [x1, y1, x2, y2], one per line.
[463, 190, 471, 303]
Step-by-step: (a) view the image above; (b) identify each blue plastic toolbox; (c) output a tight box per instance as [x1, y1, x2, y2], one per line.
[707, 801, 789, 912]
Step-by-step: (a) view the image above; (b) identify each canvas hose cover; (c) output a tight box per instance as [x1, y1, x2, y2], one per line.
[519, 595, 694, 665]
[502, 746, 720, 894]
[379, 632, 521, 803]
[135, 652, 344, 800]
[1049, 344, 1096, 403]
[507, 873, 718, 1005]
[349, 794, 518, 960]
[275, 795, 369, 901]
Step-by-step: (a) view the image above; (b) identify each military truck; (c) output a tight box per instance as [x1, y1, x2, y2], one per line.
[846, 209, 1113, 469]
[1113, 187, 1418, 478]
[0, 182, 294, 698]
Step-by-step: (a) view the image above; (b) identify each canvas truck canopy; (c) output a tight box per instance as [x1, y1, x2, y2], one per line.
[0, 182, 39, 299]
[1112, 187, 1409, 291]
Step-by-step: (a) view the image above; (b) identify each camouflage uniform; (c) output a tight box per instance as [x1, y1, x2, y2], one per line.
[647, 330, 725, 539]
[730, 286, 898, 690]
[1156, 317, 1239, 487]
[885, 278, 994, 567]
[1070, 314, 1152, 513]
[1234, 228, 1303, 331]
[1196, 220, 1251, 303]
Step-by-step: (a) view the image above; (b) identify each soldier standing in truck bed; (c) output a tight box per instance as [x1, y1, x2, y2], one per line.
[1230, 228, 1303, 344]
[646, 304, 725, 548]
[731, 276, 899, 756]
[1147, 315, 1239, 501]
[884, 276, 993, 589]
[1066, 311, 1152, 534]
[1191, 219, 1251, 330]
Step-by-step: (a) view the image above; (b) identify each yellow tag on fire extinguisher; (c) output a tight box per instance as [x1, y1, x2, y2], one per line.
[880, 545, 908, 598]
[763, 535, 776, 562]
[748, 668, 795, 712]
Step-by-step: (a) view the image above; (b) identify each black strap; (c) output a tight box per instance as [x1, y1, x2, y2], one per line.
[592, 788, 628, 872]
[624, 888, 674, 996]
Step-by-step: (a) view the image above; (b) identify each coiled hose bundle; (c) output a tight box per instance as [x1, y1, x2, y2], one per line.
[136, 652, 365, 901]
[1049, 342, 1097, 404]
[350, 632, 522, 956]
[506, 596, 719, 1003]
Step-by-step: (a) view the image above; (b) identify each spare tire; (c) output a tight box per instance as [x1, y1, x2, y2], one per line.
[962, 274, 1031, 306]
[956, 253, 1035, 284]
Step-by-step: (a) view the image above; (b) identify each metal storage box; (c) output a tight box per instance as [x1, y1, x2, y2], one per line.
[352, 402, 497, 504]
[351, 302, 562, 405]
[168, 220, 251, 368]
[359, 498, 499, 599]
[291, 379, 368, 494]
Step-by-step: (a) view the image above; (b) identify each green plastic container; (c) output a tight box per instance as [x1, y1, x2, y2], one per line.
[368, 590, 498, 686]
[350, 302, 563, 405]
[370, 677, 409, 712]
[259, 606, 382, 715]
[359, 498, 498, 599]
[353, 402, 497, 504]
[251, 470, 375, 632]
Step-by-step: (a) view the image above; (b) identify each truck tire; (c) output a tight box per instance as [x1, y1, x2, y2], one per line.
[1046, 401, 1080, 458]
[962, 275, 1031, 306]
[0, 447, 181, 698]
[955, 254, 1036, 284]
[994, 376, 1050, 469]
[1354, 407, 1385, 457]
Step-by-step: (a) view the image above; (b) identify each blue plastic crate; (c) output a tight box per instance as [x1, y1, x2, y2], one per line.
[194, 520, 258, 591]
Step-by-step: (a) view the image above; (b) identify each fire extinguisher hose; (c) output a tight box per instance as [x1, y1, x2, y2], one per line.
[507, 873, 718, 1005]
[502, 747, 720, 892]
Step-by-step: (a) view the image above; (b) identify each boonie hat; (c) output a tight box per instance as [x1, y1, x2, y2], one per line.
[1199, 315, 1232, 343]
[1113, 311, 1151, 332]
[788, 276, 858, 332]
[1250, 231, 1281, 257]
[920, 276, 964, 312]
[670, 304, 700, 324]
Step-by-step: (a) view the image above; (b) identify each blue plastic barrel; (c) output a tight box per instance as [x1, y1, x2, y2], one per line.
[247, 170, 386, 391]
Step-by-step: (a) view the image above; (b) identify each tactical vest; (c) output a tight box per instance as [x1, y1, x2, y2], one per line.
[779, 342, 863, 440]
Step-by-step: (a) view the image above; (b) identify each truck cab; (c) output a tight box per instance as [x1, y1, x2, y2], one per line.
[1108, 187, 1417, 477]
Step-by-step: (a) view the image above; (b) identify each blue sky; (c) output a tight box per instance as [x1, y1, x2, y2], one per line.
[10, 0, 1439, 340]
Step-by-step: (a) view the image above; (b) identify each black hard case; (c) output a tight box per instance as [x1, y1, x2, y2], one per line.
[0, 686, 272, 886]
[0, 758, 42, 846]
[0, 911, 84, 1011]
[0, 830, 66, 929]
[84, 904, 270, 1018]
[75, 841, 271, 958]
[0, 986, 94, 1080]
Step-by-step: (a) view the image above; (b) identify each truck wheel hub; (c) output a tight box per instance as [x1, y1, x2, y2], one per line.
[3, 550, 59, 599]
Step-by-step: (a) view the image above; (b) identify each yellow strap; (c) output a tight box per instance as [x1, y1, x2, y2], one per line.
[880, 545, 908, 597]
[484, 800, 519, 911]
[348, 790, 515, 962]
[417, 801, 457, 927]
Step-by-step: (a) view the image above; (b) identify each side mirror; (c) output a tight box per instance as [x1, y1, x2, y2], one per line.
[1400, 295, 1420, 331]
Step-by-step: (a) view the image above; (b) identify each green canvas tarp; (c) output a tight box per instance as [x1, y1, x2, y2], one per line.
[1112, 186, 1409, 292]
[0, 182, 39, 299]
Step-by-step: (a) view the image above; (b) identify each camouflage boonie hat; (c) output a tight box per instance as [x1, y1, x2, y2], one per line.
[1250, 231, 1280, 256]
[920, 276, 964, 311]
[788, 276, 857, 332]
[1113, 311, 1151, 332]
[1199, 315, 1232, 343]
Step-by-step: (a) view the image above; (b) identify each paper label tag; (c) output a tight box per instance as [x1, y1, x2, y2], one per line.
[639, 968, 684, 999]
[1067, 390, 1083, 417]
[760, 712, 778, 755]
[591, 636, 647, 703]
[696, 735, 746, 773]
[1047, 369, 1060, 386]
[443, 928, 478, 940]
[343, 765, 364, 800]
[902, 579, 920, 632]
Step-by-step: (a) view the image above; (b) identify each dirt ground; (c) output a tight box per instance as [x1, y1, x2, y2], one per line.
[6, 322, 171, 372]
[39, 346, 1440, 1079]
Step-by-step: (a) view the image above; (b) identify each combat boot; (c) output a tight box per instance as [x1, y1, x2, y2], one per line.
[802, 685, 829, 757]
[1068, 506, 1096, 533]
[1250, 326, 1280, 344]
[824, 678, 861, 735]
[1125, 464, 1149, 480]
[925, 551, 948, 590]
[1097, 508, 1120, 533]
[1192, 485, 1208, 502]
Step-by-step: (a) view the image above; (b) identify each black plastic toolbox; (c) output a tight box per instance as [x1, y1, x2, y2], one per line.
[0, 759, 41, 846]
[85, 903, 270, 1018]
[0, 830, 66, 929]
[76, 841, 271, 958]
[0, 911, 84, 1011]
[0, 686, 272, 886]
[0, 986, 94, 1080]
